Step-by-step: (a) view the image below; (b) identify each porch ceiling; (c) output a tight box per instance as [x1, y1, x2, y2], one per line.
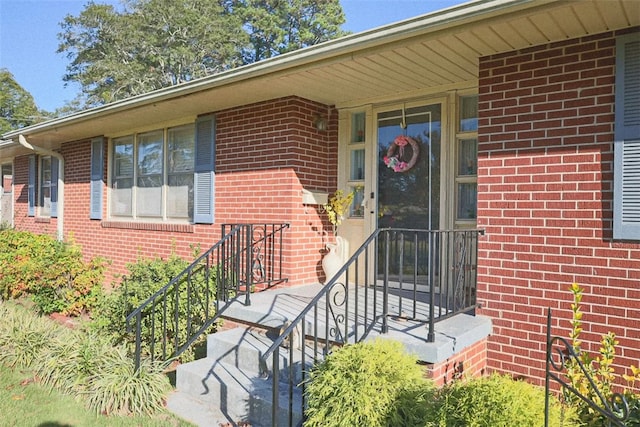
[2, 0, 638, 152]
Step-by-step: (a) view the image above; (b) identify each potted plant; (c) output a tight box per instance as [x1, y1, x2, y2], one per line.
[323, 190, 354, 235]
[321, 190, 354, 284]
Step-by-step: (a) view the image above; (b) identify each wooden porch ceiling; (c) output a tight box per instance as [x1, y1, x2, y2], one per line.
[2, 0, 638, 152]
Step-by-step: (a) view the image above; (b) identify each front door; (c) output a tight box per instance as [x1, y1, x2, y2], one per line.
[376, 103, 442, 230]
[375, 103, 442, 282]
[1, 163, 13, 227]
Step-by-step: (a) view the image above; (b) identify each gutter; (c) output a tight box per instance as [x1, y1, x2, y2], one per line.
[18, 135, 64, 241]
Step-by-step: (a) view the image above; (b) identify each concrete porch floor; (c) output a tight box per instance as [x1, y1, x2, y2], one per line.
[220, 282, 492, 364]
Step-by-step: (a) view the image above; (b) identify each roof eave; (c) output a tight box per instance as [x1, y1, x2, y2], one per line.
[1, 0, 545, 142]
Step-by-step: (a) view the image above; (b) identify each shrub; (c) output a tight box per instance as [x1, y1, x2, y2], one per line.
[565, 283, 640, 426]
[1, 301, 172, 417]
[304, 339, 434, 427]
[0, 301, 55, 368]
[84, 345, 172, 416]
[91, 252, 217, 362]
[0, 229, 106, 315]
[424, 373, 578, 427]
[35, 328, 113, 396]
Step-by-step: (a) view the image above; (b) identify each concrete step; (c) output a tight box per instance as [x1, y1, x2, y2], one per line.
[207, 327, 319, 382]
[175, 355, 303, 427]
[166, 390, 248, 427]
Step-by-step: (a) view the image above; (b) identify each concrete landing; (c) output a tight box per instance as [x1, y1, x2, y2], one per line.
[221, 283, 492, 364]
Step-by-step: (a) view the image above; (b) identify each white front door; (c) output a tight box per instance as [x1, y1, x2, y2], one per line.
[1, 163, 13, 227]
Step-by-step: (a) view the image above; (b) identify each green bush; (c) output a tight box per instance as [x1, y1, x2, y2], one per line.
[0, 301, 55, 368]
[565, 283, 640, 426]
[91, 252, 217, 362]
[424, 373, 578, 427]
[304, 339, 434, 427]
[35, 328, 113, 396]
[84, 345, 172, 416]
[0, 229, 106, 315]
[0, 301, 172, 417]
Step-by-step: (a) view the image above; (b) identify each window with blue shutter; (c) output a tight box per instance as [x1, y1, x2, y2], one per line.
[193, 115, 216, 224]
[613, 32, 640, 240]
[90, 138, 104, 220]
[28, 155, 36, 217]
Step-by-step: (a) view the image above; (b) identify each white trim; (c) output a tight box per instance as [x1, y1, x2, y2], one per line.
[18, 135, 65, 241]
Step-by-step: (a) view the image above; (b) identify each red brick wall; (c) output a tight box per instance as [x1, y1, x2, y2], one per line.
[13, 96, 337, 286]
[426, 338, 488, 386]
[477, 29, 640, 388]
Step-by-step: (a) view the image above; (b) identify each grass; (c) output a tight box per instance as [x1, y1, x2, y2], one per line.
[0, 363, 194, 427]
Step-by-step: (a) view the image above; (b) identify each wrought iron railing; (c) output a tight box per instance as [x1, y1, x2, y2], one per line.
[260, 228, 483, 427]
[545, 308, 630, 427]
[126, 223, 289, 370]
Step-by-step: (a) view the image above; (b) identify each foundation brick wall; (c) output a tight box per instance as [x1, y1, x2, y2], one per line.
[12, 96, 337, 286]
[425, 338, 488, 386]
[476, 28, 640, 387]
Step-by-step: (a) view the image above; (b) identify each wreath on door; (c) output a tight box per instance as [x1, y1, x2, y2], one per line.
[383, 135, 419, 173]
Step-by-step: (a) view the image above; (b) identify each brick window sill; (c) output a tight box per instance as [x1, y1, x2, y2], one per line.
[101, 221, 195, 233]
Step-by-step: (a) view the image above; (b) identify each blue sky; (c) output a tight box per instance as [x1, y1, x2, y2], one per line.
[0, 0, 463, 112]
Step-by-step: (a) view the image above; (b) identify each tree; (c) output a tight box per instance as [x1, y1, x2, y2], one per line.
[0, 69, 45, 134]
[57, 0, 347, 108]
[58, 0, 247, 107]
[235, 0, 348, 63]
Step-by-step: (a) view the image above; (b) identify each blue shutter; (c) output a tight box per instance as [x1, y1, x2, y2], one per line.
[27, 155, 36, 217]
[193, 115, 215, 224]
[90, 138, 104, 220]
[614, 33, 640, 240]
[51, 157, 59, 218]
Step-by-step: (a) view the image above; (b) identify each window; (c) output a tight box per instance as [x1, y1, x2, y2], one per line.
[111, 125, 193, 220]
[348, 112, 366, 217]
[27, 154, 58, 218]
[613, 33, 640, 240]
[107, 117, 214, 223]
[39, 156, 52, 217]
[455, 95, 478, 223]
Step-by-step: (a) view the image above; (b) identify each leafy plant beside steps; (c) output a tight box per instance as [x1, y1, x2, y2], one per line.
[91, 249, 218, 363]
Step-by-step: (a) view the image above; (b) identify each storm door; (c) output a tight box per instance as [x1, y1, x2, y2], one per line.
[1, 163, 13, 226]
[377, 103, 441, 230]
[376, 103, 442, 283]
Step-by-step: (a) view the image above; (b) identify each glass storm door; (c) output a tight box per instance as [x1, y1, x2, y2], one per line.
[377, 103, 441, 230]
[1, 164, 13, 226]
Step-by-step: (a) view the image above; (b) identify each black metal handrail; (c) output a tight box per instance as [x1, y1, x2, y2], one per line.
[126, 223, 289, 370]
[260, 228, 483, 427]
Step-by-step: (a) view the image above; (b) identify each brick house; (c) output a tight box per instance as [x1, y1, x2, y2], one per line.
[1, 0, 639, 391]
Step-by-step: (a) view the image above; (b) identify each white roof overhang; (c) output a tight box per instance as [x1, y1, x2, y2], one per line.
[2, 0, 638, 155]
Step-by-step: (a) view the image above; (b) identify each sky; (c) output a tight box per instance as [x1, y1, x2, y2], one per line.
[0, 0, 464, 112]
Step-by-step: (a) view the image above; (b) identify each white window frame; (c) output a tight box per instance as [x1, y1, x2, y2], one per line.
[109, 124, 195, 222]
[39, 156, 52, 218]
[455, 94, 478, 227]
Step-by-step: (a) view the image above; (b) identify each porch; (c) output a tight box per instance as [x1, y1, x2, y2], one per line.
[221, 282, 491, 365]
[132, 225, 491, 426]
